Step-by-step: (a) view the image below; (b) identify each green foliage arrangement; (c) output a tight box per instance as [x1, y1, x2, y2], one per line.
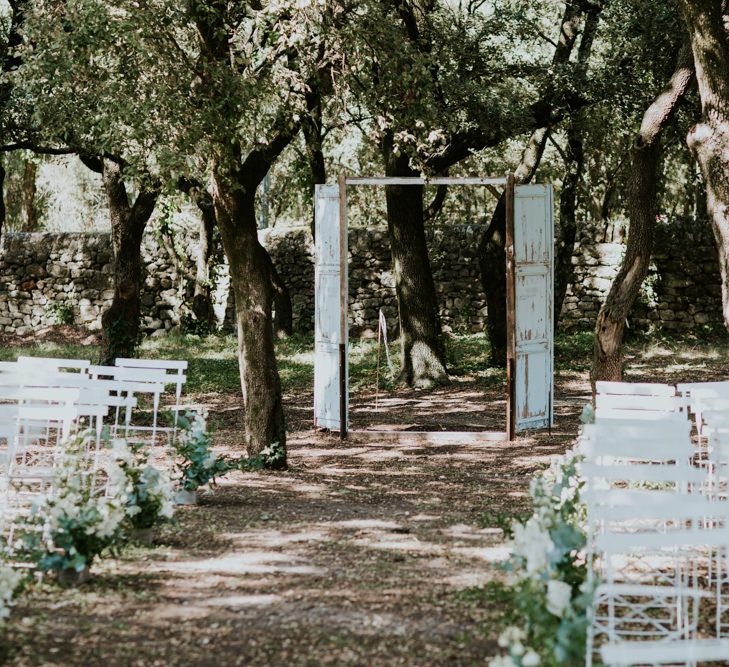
[173, 409, 232, 491]
[489, 445, 594, 667]
[107, 440, 174, 531]
[241, 441, 287, 471]
[21, 431, 126, 576]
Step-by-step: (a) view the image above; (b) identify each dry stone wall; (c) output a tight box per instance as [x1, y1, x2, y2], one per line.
[560, 217, 724, 332]
[0, 232, 189, 336]
[0, 218, 723, 338]
[263, 225, 485, 336]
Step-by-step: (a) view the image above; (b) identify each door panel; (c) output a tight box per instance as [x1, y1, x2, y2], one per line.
[513, 185, 554, 432]
[314, 184, 348, 430]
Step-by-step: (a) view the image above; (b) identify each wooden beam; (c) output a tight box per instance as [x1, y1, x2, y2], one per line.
[505, 173, 516, 442]
[338, 174, 348, 440]
[345, 176, 508, 186]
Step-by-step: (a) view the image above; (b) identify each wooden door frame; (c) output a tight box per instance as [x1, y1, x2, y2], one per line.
[328, 174, 517, 442]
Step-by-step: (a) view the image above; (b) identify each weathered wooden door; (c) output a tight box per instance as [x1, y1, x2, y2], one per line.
[314, 183, 348, 431]
[510, 184, 554, 432]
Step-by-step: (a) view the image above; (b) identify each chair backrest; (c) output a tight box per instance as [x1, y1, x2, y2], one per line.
[594, 394, 688, 420]
[13, 386, 82, 406]
[77, 386, 137, 410]
[15, 404, 79, 427]
[693, 397, 729, 417]
[115, 359, 187, 410]
[677, 380, 729, 400]
[90, 364, 174, 387]
[595, 381, 677, 397]
[580, 420, 692, 462]
[115, 358, 187, 373]
[17, 356, 91, 373]
[115, 359, 187, 389]
[581, 461, 706, 487]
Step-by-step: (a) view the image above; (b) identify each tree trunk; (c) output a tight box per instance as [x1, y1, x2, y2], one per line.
[478, 0, 589, 364]
[99, 161, 158, 365]
[591, 44, 694, 383]
[20, 160, 38, 232]
[679, 0, 729, 328]
[210, 166, 287, 462]
[383, 141, 448, 388]
[0, 159, 6, 245]
[191, 193, 217, 330]
[554, 122, 585, 328]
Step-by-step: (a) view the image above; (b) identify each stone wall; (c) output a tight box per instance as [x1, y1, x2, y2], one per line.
[0, 232, 190, 336]
[560, 217, 724, 332]
[0, 218, 723, 338]
[264, 225, 485, 336]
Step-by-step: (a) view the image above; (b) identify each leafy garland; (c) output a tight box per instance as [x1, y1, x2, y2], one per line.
[489, 443, 594, 667]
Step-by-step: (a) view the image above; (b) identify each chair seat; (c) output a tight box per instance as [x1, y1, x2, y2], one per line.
[601, 638, 729, 665]
[595, 583, 712, 599]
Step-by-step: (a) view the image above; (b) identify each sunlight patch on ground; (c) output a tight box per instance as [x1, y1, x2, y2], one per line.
[442, 571, 496, 588]
[164, 552, 325, 576]
[333, 519, 404, 530]
[440, 523, 497, 541]
[236, 477, 330, 495]
[640, 346, 676, 359]
[224, 529, 328, 547]
[352, 535, 444, 555]
[679, 350, 720, 360]
[295, 446, 371, 458]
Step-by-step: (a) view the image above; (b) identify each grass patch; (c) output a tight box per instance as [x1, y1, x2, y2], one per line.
[555, 331, 593, 372]
[0, 343, 92, 363]
[6, 328, 723, 396]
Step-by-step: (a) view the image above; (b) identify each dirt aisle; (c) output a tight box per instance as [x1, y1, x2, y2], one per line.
[5, 423, 583, 666]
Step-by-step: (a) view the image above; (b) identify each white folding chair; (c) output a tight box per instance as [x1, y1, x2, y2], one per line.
[586, 486, 729, 665]
[90, 365, 177, 445]
[0, 402, 81, 540]
[115, 358, 188, 440]
[580, 419, 719, 665]
[594, 382, 689, 424]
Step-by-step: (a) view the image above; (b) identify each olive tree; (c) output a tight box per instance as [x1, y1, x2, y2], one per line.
[14, 0, 345, 461]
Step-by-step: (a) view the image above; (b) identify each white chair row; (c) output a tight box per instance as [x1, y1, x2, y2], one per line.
[583, 386, 729, 666]
[1, 356, 188, 442]
[0, 355, 188, 540]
